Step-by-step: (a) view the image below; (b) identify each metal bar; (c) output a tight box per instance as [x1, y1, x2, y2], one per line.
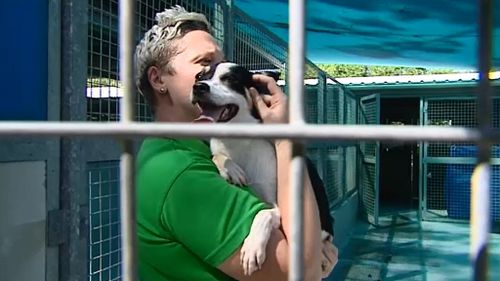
[472, 0, 493, 280]
[288, 1, 305, 125]
[119, 141, 136, 281]
[60, 0, 88, 280]
[289, 0, 306, 280]
[118, 1, 137, 281]
[47, 0, 62, 279]
[290, 143, 305, 281]
[0, 122, 488, 141]
[120, 0, 135, 123]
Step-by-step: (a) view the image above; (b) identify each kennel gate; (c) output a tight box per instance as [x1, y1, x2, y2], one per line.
[358, 94, 381, 225]
[422, 96, 500, 223]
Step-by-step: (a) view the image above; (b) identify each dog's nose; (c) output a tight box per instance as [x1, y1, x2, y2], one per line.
[193, 82, 210, 96]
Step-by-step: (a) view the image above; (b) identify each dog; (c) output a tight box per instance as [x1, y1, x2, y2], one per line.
[191, 62, 334, 276]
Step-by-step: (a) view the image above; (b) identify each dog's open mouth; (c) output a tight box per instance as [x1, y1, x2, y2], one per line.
[193, 102, 239, 123]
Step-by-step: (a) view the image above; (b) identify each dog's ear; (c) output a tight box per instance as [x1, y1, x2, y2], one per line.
[257, 70, 280, 82]
[250, 70, 281, 96]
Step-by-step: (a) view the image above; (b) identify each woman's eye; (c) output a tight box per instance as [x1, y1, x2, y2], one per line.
[200, 58, 212, 66]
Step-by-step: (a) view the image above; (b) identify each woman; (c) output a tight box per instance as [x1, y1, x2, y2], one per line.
[134, 6, 337, 280]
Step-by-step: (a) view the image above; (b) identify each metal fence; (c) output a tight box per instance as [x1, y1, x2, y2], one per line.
[85, 0, 357, 280]
[422, 97, 500, 222]
[88, 161, 121, 281]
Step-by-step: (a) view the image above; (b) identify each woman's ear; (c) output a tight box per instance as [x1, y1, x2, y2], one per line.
[147, 65, 166, 93]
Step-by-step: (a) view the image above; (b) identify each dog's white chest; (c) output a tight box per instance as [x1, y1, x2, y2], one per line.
[211, 138, 277, 204]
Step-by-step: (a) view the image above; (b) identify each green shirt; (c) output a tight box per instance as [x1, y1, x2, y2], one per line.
[137, 138, 268, 281]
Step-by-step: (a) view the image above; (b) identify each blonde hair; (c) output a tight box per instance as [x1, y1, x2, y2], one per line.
[134, 5, 212, 108]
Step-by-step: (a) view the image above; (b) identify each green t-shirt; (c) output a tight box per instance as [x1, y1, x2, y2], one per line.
[136, 138, 268, 281]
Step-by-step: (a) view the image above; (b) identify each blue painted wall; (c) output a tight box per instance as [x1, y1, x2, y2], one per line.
[0, 0, 48, 120]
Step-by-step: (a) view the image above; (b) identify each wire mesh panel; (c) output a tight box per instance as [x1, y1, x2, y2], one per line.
[423, 97, 500, 222]
[232, 7, 286, 71]
[88, 0, 153, 122]
[343, 90, 358, 194]
[306, 83, 358, 208]
[87, 0, 121, 121]
[88, 161, 121, 281]
[324, 146, 343, 206]
[360, 162, 377, 218]
[358, 94, 380, 225]
[88, 0, 228, 123]
[307, 80, 340, 206]
[326, 85, 340, 125]
[305, 86, 318, 124]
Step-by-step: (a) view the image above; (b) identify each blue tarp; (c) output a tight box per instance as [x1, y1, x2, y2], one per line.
[445, 145, 500, 220]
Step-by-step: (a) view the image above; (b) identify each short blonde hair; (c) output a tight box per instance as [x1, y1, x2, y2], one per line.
[134, 6, 212, 108]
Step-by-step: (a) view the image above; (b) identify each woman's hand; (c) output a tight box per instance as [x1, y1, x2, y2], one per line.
[320, 236, 338, 278]
[250, 74, 288, 124]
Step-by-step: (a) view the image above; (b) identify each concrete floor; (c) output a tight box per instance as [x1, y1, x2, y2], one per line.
[328, 208, 500, 281]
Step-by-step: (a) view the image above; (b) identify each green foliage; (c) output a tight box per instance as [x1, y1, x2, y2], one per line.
[316, 64, 467, 78]
[278, 64, 472, 80]
[87, 77, 121, 87]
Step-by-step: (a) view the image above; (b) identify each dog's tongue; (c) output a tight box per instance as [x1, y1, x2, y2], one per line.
[193, 116, 214, 123]
[193, 104, 224, 123]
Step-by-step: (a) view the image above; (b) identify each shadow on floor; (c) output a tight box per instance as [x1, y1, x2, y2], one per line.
[326, 209, 500, 281]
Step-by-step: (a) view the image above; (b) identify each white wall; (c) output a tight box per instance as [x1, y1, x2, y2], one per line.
[0, 161, 46, 281]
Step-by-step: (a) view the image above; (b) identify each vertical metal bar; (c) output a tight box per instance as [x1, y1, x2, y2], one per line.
[289, 0, 306, 280]
[224, 0, 234, 62]
[374, 94, 380, 226]
[289, 0, 305, 124]
[418, 98, 425, 221]
[472, 0, 493, 280]
[60, 0, 88, 280]
[316, 72, 326, 180]
[47, 1, 62, 280]
[290, 143, 305, 281]
[120, 0, 135, 123]
[119, 1, 137, 281]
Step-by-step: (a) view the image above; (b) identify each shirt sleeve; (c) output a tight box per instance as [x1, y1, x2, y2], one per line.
[162, 158, 269, 267]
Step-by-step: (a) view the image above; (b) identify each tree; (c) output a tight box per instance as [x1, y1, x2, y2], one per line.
[315, 64, 468, 78]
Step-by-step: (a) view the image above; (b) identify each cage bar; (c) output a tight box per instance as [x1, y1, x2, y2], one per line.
[288, 0, 306, 279]
[0, 122, 488, 141]
[472, 0, 493, 280]
[118, 1, 137, 281]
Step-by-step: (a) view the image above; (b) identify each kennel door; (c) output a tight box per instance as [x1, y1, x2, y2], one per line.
[359, 94, 381, 225]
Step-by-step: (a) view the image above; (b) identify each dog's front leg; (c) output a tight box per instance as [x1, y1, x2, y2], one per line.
[240, 207, 281, 275]
[212, 153, 248, 186]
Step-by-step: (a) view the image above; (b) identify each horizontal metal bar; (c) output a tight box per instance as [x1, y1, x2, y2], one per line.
[0, 122, 488, 142]
[425, 157, 500, 165]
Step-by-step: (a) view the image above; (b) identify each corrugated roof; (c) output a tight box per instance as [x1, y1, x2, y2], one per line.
[277, 71, 500, 87]
[336, 71, 500, 86]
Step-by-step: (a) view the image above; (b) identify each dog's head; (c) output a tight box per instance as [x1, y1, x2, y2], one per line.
[191, 62, 278, 123]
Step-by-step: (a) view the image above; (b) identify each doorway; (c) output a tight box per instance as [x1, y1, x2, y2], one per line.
[379, 98, 420, 214]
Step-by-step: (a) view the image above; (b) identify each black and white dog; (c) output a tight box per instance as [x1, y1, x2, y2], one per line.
[191, 62, 334, 275]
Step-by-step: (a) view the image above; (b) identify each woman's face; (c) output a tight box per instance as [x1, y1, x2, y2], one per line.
[159, 30, 224, 122]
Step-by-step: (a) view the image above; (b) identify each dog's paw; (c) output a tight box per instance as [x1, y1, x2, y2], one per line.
[212, 154, 247, 186]
[321, 230, 333, 242]
[240, 235, 266, 276]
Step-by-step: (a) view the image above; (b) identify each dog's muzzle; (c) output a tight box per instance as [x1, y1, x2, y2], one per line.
[192, 82, 210, 104]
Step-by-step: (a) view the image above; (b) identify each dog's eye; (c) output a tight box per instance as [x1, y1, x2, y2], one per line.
[195, 71, 204, 81]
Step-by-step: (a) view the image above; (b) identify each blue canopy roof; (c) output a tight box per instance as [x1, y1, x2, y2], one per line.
[235, 0, 500, 69]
